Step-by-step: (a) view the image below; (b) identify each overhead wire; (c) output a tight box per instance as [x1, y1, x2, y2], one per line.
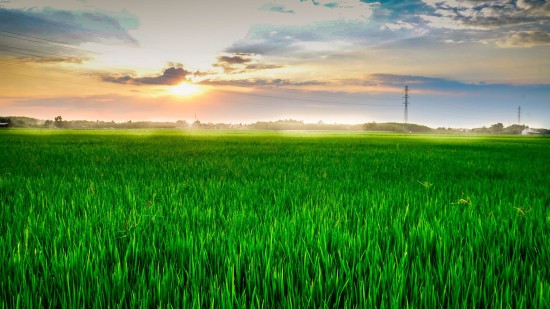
[0, 8, 132, 41]
[212, 89, 401, 107]
[0, 44, 68, 57]
[0, 30, 100, 54]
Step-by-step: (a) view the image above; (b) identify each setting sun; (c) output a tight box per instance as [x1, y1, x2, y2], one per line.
[170, 82, 201, 96]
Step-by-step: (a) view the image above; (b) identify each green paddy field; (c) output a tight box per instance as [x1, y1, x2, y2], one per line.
[1, 129, 549, 307]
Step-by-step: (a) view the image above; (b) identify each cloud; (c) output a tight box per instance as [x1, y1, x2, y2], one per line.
[200, 78, 326, 87]
[417, 1, 550, 48]
[213, 53, 283, 74]
[244, 64, 283, 71]
[226, 39, 297, 56]
[217, 55, 253, 65]
[0, 7, 138, 47]
[258, 0, 375, 23]
[380, 21, 415, 31]
[259, 3, 295, 14]
[420, 0, 550, 29]
[497, 31, 550, 48]
[225, 0, 380, 56]
[369, 73, 473, 90]
[226, 20, 368, 57]
[102, 67, 193, 85]
[17, 56, 90, 64]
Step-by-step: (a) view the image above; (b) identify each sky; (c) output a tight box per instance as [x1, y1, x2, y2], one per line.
[0, 0, 549, 128]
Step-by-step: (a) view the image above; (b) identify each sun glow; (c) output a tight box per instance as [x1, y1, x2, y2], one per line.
[170, 82, 202, 96]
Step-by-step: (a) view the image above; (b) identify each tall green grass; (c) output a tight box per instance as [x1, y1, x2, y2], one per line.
[1, 130, 549, 307]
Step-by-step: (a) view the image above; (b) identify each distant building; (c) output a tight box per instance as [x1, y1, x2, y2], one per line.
[0, 122, 9, 127]
[521, 128, 540, 135]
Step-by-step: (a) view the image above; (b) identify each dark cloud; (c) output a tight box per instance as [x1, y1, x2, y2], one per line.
[217, 55, 253, 65]
[102, 67, 193, 85]
[418, 1, 550, 47]
[0, 8, 138, 47]
[423, 0, 550, 28]
[213, 53, 283, 74]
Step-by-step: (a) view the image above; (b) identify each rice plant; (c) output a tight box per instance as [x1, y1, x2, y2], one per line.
[1, 130, 549, 307]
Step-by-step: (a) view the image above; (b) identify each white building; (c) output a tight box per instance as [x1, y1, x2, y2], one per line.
[521, 128, 540, 135]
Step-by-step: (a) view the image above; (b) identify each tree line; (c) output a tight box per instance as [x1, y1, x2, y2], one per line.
[0, 116, 547, 134]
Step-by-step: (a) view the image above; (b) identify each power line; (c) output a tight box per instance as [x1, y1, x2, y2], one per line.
[0, 30, 100, 54]
[0, 70, 140, 94]
[0, 47, 54, 58]
[0, 44, 66, 57]
[208, 79, 402, 101]
[0, 59, 93, 76]
[213, 89, 401, 107]
[0, 9, 131, 41]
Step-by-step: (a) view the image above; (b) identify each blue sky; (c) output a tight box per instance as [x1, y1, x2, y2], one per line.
[0, 0, 549, 128]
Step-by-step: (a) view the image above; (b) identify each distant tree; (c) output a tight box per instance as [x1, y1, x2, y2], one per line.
[490, 123, 504, 133]
[503, 124, 527, 134]
[0, 117, 11, 128]
[54, 116, 64, 128]
[176, 120, 188, 128]
[192, 120, 202, 129]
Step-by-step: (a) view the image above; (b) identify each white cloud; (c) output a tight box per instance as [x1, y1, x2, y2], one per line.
[259, 0, 375, 24]
[496, 31, 550, 48]
[380, 21, 415, 31]
[291, 40, 353, 52]
[419, 14, 485, 30]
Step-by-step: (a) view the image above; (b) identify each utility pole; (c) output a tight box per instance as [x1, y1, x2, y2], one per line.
[517, 106, 521, 125]
[403, 86, 409, 132]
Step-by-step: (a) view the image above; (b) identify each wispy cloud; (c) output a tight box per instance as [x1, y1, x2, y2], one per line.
[213, 53, 283, 74]
[258, 0, 375, 24]
[0, 7, 138, 46]
[16, 56, 90, 64]
[200, 78, 326, 87]
[367, 73, 550, 94]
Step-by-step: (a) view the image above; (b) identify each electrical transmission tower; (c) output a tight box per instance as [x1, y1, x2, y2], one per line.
[517, 106, 521, 125]
[403, 86, 409, 132]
